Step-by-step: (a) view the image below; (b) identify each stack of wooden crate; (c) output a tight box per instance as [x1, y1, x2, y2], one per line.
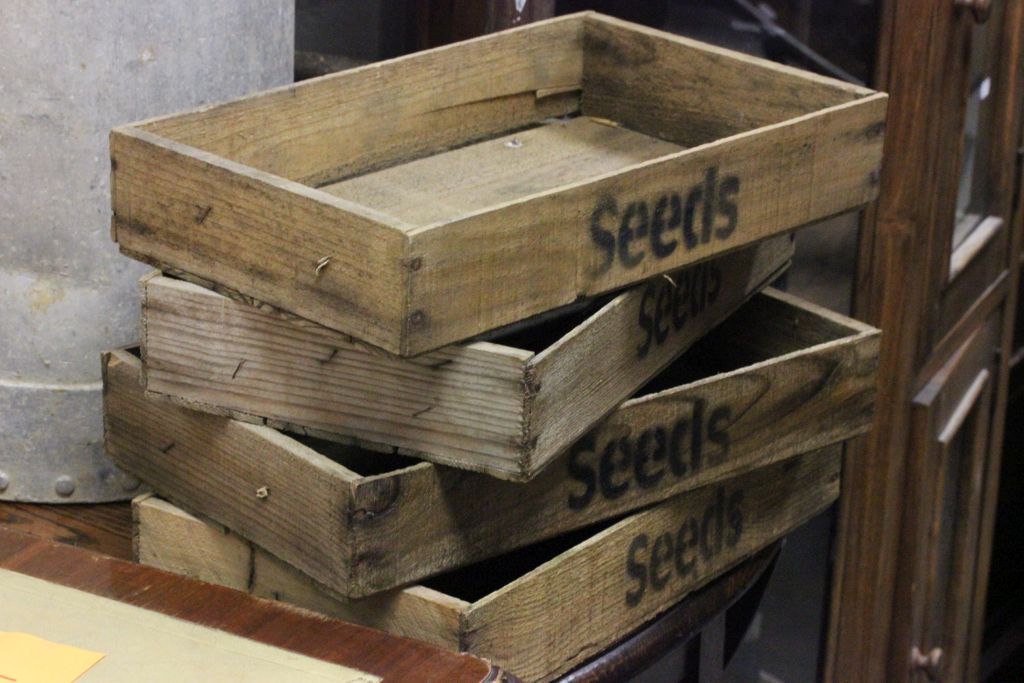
[101, 13, 887, 681]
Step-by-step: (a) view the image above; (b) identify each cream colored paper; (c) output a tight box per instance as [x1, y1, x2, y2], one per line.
[0, 569, 380, 682]
[0, 632, 104, 683]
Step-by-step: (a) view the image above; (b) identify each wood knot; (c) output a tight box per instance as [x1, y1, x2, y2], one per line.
[352, 478, 400, 521]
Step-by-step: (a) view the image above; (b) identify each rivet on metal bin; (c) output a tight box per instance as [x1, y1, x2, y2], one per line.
[54, 476, 76, 497]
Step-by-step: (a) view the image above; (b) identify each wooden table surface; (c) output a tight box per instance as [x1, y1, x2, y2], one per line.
[0, 502, 134, 560]
[0, 503, 506, 683]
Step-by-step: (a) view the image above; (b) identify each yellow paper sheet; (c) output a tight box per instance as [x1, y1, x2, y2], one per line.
[0, 632, 104, 683]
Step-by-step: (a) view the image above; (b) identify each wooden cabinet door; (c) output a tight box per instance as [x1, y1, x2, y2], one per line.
[832, 3, 1023, 680]
[924, 0, 1022, 349]
[903, 315, 1001, 681]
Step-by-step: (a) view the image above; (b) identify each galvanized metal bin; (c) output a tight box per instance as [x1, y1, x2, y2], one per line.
[0, 0, 294, 501]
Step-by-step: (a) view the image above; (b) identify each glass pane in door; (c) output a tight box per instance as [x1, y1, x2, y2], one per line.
[953, 3, 1006, 248]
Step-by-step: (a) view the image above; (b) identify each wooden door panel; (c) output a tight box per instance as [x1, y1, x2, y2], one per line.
[905, 314, 1000, 681]
[833, 0, 1024, 679]
[928, 0, 1020, 348]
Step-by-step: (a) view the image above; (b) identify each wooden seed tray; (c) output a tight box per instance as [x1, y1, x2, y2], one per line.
[135, 450, 839, 682]
[140, 236, 791, 481]
[110, 12, 886, 356]
[104, 289, 877, 598]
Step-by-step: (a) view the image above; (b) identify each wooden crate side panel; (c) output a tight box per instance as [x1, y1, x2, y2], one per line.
[527, 235, 793, 475]
[134, 496, 465, 653]
[404, 95, 887, 353]
[464, 451, 842, 682]
[140, 17, 585, 185]
[133, 495, 253, 591]
[142, 276, 528, 464]
[103, 350, 356, 592]
[252, 550, 464, 653]
[535, 322, 875, 524]
[111, 128, 410, 354]
[347, 294, 876, 593]
[581, 15, 871, 146]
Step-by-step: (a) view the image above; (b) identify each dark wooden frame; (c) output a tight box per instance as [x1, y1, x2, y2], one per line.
[902, 316, 999, 681]
[829, 0, 1024, 681]
[924, 0, 1019, 356]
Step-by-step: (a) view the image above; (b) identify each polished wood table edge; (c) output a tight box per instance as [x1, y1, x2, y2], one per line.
[0, 526, 506, 683]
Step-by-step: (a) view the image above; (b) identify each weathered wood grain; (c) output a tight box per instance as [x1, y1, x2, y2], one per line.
[104, 351, 358, 591]
[111, 128, 409, 352]
[133, 494, 251, 591]
[112, 13, 887, 356]
[322, 117, 683, 227]
[141, 237, 793, 481]
[141, 274, 531, 473]
[139, 15, 585, 186]
[525, 240, 792, 475]
[581, 13, 873, 146]
[109, 290, 877, 596]
[404, 91, 887, 352]
[137, 449, 840, 682]
[133, 496, 465, 652]
[463, 450, 841, 681]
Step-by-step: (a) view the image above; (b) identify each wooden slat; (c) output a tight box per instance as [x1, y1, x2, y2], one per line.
[558, 544, 779, 682]
[581, 14, 871, 147]
[111, 128, 410, 353]
[525, 237, 794, 475]
[134, 496, 465, 652]
[253, 552, 466, 653]
[142, 274, 530, 469]
[140, 15, 585, 185]
[142, 237, 792, 480]
[460, 431, 841, 682]
[403, 93, 887, 353]
[322, 117, 683, 227]
[133, 494, 251, 591]
[103, 350, 358, 591]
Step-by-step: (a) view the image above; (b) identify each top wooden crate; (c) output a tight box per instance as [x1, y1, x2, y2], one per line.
[111, 12, 887, 356]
